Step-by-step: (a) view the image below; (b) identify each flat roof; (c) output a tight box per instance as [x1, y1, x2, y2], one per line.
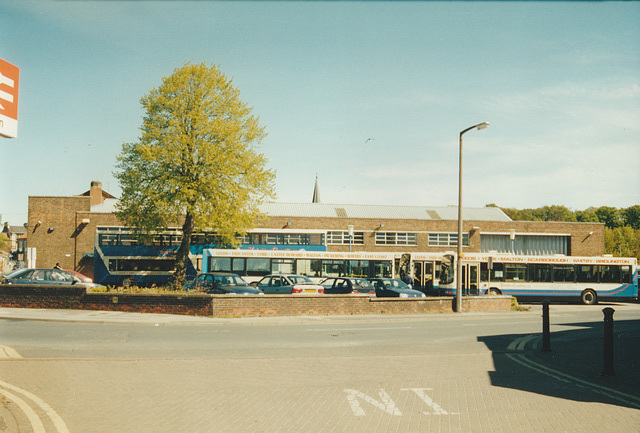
[90, 199, 512, 222]
[258, 203, 512, 222]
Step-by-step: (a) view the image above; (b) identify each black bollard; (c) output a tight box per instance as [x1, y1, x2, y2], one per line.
[601, 307, 616, 377]
[541, 300, 551, 352]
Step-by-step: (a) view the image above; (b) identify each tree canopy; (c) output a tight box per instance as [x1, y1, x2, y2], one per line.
[496, 204, 640, 259]
[114, 62, 276, 283]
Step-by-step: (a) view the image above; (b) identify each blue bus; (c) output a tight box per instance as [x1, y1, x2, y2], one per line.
[93, 227, 327, 286]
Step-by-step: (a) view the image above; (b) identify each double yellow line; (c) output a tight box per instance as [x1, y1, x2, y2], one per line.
[507, 335, 640, 409]
[0, 345, 70, 433]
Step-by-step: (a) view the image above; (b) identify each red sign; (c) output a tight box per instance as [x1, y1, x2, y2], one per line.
[0, 58, 20, 138]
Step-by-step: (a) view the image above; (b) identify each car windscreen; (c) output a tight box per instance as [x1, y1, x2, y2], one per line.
[289, 275, 313, 284]
[354, 279, 373, 288]
[214, 275, 248, 286]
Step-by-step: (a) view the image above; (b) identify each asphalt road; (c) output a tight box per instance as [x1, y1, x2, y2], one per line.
[0, 303, 639, 432]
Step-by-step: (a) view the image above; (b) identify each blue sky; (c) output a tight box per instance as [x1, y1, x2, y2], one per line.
[1, 1, 639, 224]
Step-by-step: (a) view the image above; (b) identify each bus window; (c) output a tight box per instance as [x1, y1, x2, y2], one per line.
[529, 264, 552, 282]
[322, 260, 345, 278]
[347, 260, 369, 277]
[480, 263, 489, 282]
[440, 255, 454, 285]
[246, 258, 271, 276]
[232, 258, 246, 274]
[576, 265, 598, 283]
[273, 259, 295, 274]
[553, 265, 575, 282]
[491, 263, 505, 282]
[620, 266, 632, 283]
[598, 265, 620, 283]
[505, 264, 526, 281]
[209, 257, 231, 272]
[372, 261, 392, 278]
[296, 259, 321, 277]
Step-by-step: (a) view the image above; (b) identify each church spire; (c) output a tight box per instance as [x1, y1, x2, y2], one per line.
[312, 175, 321, 203]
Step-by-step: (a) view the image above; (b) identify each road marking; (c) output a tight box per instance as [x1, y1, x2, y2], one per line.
[344, 389, 402, 416]
[507, 334, 538, 352]
[344, 388, 459, 417]
[0, 387, 46, 432]
[0, 345, 22, 359]
[401, 388, 459, 415]
[507, 335, 640, 409]
[0, 380, 70, 433]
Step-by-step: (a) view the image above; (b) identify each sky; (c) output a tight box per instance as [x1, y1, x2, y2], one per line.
[1, 1, 639, 225]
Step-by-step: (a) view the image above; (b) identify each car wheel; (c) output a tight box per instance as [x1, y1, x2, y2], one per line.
[581, 289, 597, 305]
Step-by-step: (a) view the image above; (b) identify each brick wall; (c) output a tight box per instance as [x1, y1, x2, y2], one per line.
[211, 294, 511, 317]
[28, 195, 120, 276]
[28, 196, 92, 270]
[0, 285, 512, 317]
[261, 216, 605, 256]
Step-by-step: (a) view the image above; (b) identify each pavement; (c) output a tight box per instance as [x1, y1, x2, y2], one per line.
[1, 306, 639, 432]
[2, 305, 639, 384]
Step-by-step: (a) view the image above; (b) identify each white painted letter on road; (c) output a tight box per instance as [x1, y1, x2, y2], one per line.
[344, 389, 402, 417]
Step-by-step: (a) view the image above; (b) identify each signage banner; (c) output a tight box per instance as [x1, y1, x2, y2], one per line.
[0, 58, 20, 138]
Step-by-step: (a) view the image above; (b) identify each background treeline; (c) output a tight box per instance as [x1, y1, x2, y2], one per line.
[490, 205, 640, 259]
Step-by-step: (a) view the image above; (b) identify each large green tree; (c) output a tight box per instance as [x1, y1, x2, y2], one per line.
[114, 63, 276, 284]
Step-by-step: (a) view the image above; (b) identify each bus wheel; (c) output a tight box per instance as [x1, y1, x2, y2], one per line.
[487, 288, 501, 296]
[121, 276, 134, 287]
[581, 289, 597, 305]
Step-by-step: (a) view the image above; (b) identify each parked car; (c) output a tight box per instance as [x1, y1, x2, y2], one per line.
[321, 277, 376, 296]
[66, 269, 95, 284]
[184, 272, 264, 295]
[252, 274, 324, 294]
[0, 268, 101, 289]
[368, 278, 427, 298]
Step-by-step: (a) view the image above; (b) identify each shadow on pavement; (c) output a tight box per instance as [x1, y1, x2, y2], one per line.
[478, 318, 640, 409]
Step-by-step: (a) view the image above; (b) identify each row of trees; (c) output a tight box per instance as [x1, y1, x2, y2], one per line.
[493, 205, 640, 259]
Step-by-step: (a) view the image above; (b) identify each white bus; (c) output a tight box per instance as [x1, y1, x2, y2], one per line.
[438, 253, 638, 304]
[202, 249, 397, 283]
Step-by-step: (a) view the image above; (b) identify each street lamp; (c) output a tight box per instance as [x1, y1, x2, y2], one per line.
[456, 122, 489, 313]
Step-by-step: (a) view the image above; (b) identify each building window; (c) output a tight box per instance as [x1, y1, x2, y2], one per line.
[480, 234, 569, 256]
[326, 231, 364, 245]
[428, 233, 469, 247]
[239, 232, 324, 246]
[375, 232, 418, 246]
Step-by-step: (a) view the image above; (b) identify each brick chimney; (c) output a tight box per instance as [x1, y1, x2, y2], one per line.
[89, 181, 104, 206]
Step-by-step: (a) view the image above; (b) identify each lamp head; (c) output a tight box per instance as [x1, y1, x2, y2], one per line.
[476, 122, 490, 130]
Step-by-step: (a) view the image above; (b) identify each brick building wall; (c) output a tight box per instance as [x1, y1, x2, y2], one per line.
[26, 181, 605, 280]
[28, 190, 120, 276]
[260, 215, 604, 256]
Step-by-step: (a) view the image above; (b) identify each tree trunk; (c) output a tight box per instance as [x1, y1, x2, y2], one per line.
[173, 211, 194, 287]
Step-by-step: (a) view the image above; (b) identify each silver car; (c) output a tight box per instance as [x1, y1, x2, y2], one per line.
[253, 274, 324, 294]
[1, 268, 102, 289]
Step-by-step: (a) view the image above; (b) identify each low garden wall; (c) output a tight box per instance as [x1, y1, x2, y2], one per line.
[0, 284, 512, 317]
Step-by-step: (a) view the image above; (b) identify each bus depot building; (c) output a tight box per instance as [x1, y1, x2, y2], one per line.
[26, 181, 606, 280]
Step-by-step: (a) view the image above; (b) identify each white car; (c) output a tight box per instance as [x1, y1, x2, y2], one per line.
[252, 274, 324, 294]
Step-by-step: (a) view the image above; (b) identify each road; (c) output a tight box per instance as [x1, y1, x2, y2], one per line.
[0, 303, 639, 432]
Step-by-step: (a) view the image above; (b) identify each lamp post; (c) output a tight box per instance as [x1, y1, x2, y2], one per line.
[456, 122, 489, 313]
